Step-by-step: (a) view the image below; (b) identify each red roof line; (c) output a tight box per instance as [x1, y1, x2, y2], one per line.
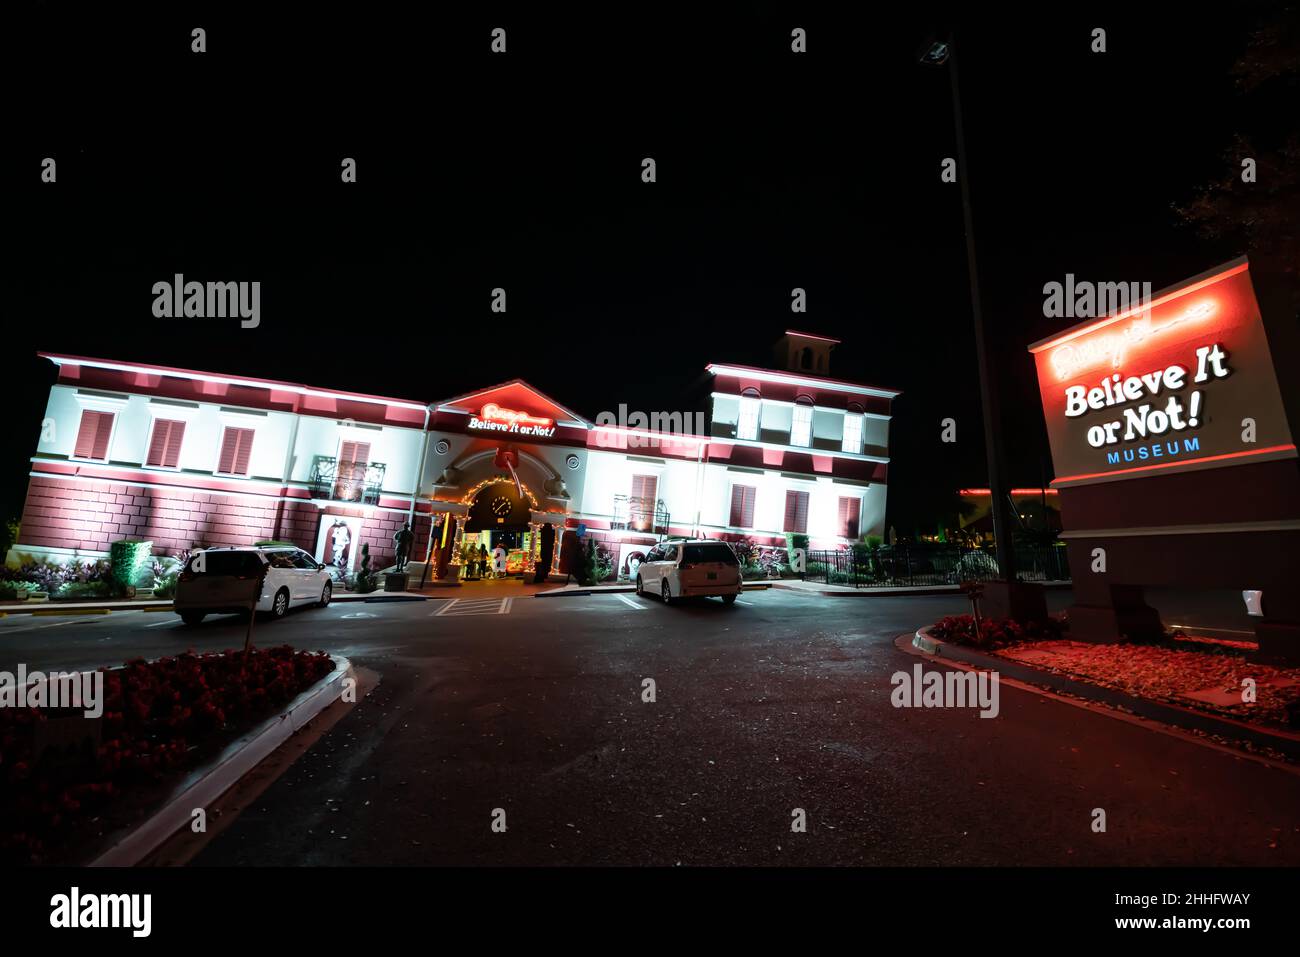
[39, 352, 429, 409]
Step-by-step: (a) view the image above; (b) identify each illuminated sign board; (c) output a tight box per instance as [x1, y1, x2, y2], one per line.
[1029, 259, 1295, 487]
[468, 403, 557, 438]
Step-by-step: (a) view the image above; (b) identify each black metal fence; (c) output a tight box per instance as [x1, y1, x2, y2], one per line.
[803, 543, 1070, 588]
[309, 456, 387, 506]
[611, 495, 671, 535]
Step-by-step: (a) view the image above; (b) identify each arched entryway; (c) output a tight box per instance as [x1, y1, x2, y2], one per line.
[461, 477, 538, 578]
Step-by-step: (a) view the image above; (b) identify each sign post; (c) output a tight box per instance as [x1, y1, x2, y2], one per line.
[242, 560, 269, 661]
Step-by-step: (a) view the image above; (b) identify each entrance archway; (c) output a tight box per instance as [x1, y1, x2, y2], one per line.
[462, 477, 538, 578]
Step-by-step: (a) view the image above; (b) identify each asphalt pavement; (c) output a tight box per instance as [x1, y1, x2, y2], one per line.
[2, 586, 1295, 866]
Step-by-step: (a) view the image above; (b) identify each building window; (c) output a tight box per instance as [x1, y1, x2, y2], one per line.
[335, 439, 372, 500]
[737, 393, 761, 441]
[146, 418, 187, 468]
[783, 489, 809, 534]
[837, 496, 861, 538]
[73, 409, 115, 462]
[729, 484, 756, 528]
[216, 426, 255, 476]
[790, 399, 813, 448]
[630, 473, 659, 531]
[842, 413, 863, 454]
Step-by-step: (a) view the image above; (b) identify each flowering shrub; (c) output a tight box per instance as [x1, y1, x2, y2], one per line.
[0, 556, 116, 599]
[149, 550, 191, 595]
[731, 538, 788, 578]
[0, 645, 334, 865]
[930, 614, 1062, 650]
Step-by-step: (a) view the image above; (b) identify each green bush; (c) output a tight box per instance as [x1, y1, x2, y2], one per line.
[56, 581, 114, 601]
[110, 539, 153, 593]
[1, 517, 18, 560]
[152, 572, 179, 599]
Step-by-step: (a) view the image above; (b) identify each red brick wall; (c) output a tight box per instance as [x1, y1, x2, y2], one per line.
[17, 477, 285, 556]
[16, 476, 424, 567]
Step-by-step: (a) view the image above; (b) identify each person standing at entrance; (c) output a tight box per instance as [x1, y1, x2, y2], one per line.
[533, 522, 555, 583]
[478, 543, 489, 579]
[392, 522, 414, 573]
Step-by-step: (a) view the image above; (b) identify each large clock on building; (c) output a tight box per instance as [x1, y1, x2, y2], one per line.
[491, 496, 513, 521]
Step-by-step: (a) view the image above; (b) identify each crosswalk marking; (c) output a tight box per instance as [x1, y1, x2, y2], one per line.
[431, 597, 512, 617]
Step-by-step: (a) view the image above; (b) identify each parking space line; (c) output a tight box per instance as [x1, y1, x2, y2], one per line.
[0, 618, 94, 637]
[499, 597, 512, 615]
[735, 599, 756, 606]
[146, 616, 183, 628]
[614, 594, 646, 610]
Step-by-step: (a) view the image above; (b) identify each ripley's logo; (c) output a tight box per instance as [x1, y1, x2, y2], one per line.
[469, 404, 556, 438]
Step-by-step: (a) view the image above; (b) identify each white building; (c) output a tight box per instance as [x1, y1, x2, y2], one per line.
[10, 333, 898, 579]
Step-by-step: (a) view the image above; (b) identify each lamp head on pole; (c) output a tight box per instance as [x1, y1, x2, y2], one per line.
[917, 37, 950, 67]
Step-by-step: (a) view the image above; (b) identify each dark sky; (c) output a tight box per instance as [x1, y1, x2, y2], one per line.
[8, 2, 1293, 536]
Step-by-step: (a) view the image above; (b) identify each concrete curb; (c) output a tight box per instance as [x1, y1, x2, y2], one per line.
[90, 655, 354, 867]
[535, 586, 634, 597]
[0, 590, 431, 617]
[0, 601, 173, 616]
[773, 580, 1071, 598]
[904, 627, 1300, 761]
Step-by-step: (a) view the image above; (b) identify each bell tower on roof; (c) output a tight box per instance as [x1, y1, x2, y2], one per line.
[775, 330, 839, 375]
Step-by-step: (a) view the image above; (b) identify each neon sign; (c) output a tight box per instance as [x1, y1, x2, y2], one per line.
[468, 404, 556, 438]
[1049, 300, 1215, 381]
[1029, 260, 1296, 487]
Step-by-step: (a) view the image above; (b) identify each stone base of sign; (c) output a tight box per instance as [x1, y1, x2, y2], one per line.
[1065, 582, 1165, 644]
[384, 572, 409, 593]
[979, 579, 1048, 624]
[1067, 603, 1165, 645]
[1254, 621, 1300, 666]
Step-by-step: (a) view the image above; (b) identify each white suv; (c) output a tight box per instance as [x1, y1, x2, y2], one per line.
[635, 540, 742, 605]
[174, 546, 333, 625]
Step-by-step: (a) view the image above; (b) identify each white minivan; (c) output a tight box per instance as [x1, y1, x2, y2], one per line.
[635, 540, 742, 605]
[174, 546, 334, 625]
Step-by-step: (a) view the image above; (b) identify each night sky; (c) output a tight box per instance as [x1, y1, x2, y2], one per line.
[9, 3, 1296, 537]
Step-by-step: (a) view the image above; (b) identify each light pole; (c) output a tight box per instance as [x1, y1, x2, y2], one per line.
[919, 35, 1018, 581]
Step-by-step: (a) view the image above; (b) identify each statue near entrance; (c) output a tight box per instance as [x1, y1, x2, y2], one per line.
[392, 522, 414, 572]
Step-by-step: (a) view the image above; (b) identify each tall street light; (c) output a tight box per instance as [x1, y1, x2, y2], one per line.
[919, 34, 1018, 581]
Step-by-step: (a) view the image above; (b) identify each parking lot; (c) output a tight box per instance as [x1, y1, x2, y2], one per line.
[2, 585, 1296, 866]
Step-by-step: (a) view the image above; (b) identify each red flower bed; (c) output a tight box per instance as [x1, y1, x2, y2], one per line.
[930, 614, 1062, 650]
[0, 645, 334, 865]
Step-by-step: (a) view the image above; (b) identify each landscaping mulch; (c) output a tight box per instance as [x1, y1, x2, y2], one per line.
[995, 639, 1300, 731]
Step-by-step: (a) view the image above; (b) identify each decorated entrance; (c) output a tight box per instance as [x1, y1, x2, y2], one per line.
[463, 477, 535, 577]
